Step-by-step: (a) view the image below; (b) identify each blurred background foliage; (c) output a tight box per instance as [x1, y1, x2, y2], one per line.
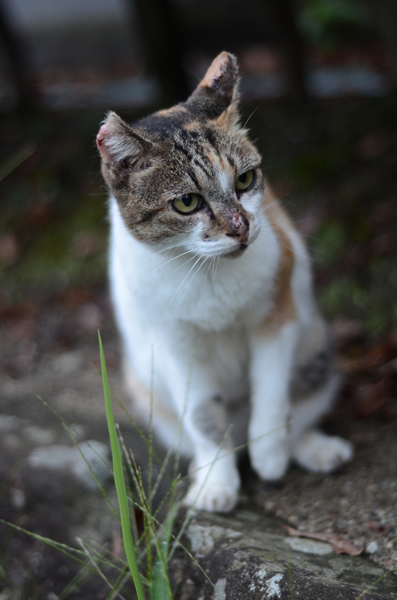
[299, 0, 369, 47]
[0, 0, 396, 337]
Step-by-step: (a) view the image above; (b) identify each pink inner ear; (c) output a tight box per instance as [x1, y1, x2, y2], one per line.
[96, 123, 112, 162]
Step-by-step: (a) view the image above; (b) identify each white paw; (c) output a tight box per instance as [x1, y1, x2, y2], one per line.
[294, 431, 353, 473]
[250, 438, 290, 481]
[183, 480, 239, 513]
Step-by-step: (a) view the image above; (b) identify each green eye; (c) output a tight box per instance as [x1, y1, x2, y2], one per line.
[172, 193, 201, 214]
[235, 169, 255, 191]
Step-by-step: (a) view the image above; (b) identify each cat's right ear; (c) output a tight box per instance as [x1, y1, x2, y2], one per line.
[96, 112, 152, 174]
[187, 52, 239, 120]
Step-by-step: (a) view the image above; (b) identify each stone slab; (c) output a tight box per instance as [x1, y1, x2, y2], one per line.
[170, 509, 397, 599]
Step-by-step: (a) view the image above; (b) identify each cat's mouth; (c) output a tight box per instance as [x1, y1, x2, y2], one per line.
[224, 243, 248, 259]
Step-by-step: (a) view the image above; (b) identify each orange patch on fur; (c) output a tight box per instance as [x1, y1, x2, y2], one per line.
[260, 185, 297, 333]
[156, 106, 188, 118]
[185, 120, 200, 131]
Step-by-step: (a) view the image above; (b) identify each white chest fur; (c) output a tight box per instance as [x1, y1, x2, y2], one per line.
[109, 197, 279, 333]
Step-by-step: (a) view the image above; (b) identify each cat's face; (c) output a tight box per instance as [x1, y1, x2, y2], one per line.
[97, 52, 264, 258]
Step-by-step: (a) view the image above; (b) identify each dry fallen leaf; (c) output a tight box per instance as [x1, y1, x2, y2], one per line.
[283, 524, 363, 556]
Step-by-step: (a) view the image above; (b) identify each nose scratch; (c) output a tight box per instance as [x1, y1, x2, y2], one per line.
[227, 211, 250, 244]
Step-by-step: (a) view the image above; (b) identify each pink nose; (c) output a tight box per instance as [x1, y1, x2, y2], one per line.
[227, 212, 249, 244]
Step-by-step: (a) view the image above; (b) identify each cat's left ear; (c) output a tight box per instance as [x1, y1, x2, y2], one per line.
[96, 111, 153, 173]
[187, 51, 240, 121]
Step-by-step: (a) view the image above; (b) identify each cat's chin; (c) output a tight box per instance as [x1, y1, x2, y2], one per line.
[223, 244, 248, 259]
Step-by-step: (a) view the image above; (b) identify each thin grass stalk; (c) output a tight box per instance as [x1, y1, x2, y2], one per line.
[148, 347, 154, 516]
[354, 569, 394, 600]
[37, 396, 119, 521]
[106, 569, 134, 600]
[91, 364, 171, 482]
[77, 537, 127, 600]
[0, 519, 92, 570]
[58, 564, 94, 600]
[172, 342, 195, 482]
[149, 443, 175, 506]
[117, 431, 142, 549]
[167, 426, 233, 566]
[62, 424, 119, 521]
[98, 332, 145, 600]
[135, 505, 215, 592]
[135, 465, 154, 581]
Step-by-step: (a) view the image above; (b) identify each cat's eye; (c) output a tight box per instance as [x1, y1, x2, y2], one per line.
[235, 169, 255, 192]
[172, 193, 202, 214]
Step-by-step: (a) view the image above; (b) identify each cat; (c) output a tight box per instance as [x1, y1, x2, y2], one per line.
[96, 51, 353, 513]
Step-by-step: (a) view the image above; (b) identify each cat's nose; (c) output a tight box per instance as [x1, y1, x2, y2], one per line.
[227, 212, 249, 244]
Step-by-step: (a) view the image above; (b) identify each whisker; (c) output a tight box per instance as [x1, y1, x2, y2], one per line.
[160, 254, 202, 324]
[168, 253, 200, 278]
[181, 256, 209, 300]
[139, 249, 194, 282]
[204, 256, 215, 279]
[214, 255, 221, 280]
[156, 240, 189, 255]
[243, 102, 263, 129]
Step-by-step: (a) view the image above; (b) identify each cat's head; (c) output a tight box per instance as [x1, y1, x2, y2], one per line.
[97, 52, 264, 258]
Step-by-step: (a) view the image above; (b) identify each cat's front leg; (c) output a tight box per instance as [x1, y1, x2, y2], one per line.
[248, 321, 299, 481]
[167, 359, 240, 512]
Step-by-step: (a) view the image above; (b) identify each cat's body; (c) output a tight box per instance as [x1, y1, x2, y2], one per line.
[97, 52, 353, 512]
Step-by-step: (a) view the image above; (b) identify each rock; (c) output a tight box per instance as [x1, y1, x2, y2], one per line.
[28, 440, 111, 490]
[366, 541, 380, 555]
[23, 425, 56, 445]
[52, 351, 84, 374]
[169, 510, 397, 599]
[0, 414, 23, 432]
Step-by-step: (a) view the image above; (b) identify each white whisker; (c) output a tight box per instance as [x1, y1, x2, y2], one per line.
[181, 256, 209, 300]
[204, 256, 215, 279]
[243, 102, 263, 129]
[160, 254, 203, 324]
[140, 248, 193, 282]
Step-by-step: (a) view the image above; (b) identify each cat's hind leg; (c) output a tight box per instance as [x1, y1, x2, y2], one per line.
[290, 377, 353, 473]
[293, 429, 353, 473]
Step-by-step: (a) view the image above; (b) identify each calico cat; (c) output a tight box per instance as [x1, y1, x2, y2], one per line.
[96, 52, 353, 513]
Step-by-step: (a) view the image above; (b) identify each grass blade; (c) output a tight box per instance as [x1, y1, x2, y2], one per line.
[150, 504, 178, 600]
[98, 332, 145, 600]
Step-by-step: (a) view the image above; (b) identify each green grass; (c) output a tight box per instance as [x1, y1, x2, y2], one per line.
[99, 331, 146, 599]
